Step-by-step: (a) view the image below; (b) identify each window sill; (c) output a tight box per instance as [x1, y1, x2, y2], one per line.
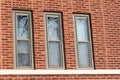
[0, 70, 119, 75]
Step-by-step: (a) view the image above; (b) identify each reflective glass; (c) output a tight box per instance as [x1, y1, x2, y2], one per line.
[17, 15, 29, 39]
[47, 17, 60, 40]
[76, 17, 88, 41]
[48, 42, 61, 67]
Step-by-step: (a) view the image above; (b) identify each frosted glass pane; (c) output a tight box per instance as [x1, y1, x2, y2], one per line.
[76, 17, 88, 41]
[18, 54, 30, 66]
[17, 41, 30, 53]
[78, 42, 90, 67]
[48, 42, 61, 67]
[47, 17, 60, 40]
[17, 15, 29, 39]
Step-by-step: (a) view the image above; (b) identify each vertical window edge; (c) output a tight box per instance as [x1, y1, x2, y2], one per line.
[13, 10, 34, 70]
[44, 12, 65, 69]
[73, 14, 94, 69]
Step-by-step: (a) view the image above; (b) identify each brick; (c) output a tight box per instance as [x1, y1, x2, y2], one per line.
[0, 0, 120, 79]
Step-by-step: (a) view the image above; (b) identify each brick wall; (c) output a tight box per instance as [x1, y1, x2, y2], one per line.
[0, 0, 120, 79]
[0, 0, 2, 69]
[0, 75, 120, 80]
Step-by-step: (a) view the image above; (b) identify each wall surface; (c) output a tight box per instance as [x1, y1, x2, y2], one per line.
[0, 0, 120, 79]
[0, 75, 119, 80]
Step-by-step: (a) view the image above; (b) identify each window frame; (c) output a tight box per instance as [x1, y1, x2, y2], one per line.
[44, 12, 65, 69]
[73, 14, 94, 69]
[13, 10, 34, 69]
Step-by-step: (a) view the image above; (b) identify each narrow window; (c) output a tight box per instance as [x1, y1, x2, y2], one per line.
[13, 10, 34, 69]
[74, 14, 94, 69]
[44, 12, 64, 69]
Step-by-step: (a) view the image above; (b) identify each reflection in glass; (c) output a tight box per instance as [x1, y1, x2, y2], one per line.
[48, 42, 61, 67]
[78, 42, 90, 67]
[17, 41, 30, 53]
[47, 17, 60, 40]
[76, 18, 88, 41]
[17, 15, 29, 39]
[18, 54, 30, 66]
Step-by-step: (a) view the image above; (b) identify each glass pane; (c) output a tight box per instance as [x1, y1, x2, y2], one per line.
[48, 42, 61, 67]
[17, 41, 30, 53]
[17, 15, 29, 39]
[76, 17, 88, 41]
[47, 17, 60, 40]
[18, 54, 30, 66]
[78, 42, 90, 67]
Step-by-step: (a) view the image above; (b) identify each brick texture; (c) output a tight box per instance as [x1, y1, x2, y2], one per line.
[0, 75, 120, 80]
[0, 0, 120, 79]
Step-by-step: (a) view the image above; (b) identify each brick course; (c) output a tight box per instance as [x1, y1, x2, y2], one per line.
[0, 0, 120, 79]
[0, 75, 120, 80]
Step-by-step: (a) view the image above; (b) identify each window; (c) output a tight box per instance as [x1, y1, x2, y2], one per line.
[73, 14, 94, 69]
[13, 10, 34, 69]
[44, 12, 64, 69]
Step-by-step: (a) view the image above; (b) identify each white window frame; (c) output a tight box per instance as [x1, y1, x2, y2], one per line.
[13, 10, 34, 69]
[44, 12, 65, 69]
[73, 14, 94, 69]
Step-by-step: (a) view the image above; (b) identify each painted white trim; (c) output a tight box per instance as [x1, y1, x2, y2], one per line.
[0, 70, 119, 75]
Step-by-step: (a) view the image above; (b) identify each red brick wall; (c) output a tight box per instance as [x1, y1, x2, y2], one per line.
[0, 75, 120, 80]
[103, 0, 120, 69]
[0, 0, 2, 69]
[0, 0, 120, 79]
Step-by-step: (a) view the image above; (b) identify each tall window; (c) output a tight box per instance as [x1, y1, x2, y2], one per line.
[13, 10, 34, 69]
[44, 12, 64, 69]
[73, 14, 94, 69]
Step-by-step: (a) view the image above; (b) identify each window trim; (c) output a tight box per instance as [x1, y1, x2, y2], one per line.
[44, 12, 65, 69]
[13, 10, 34, 69]
[73, 14, 94, 69]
